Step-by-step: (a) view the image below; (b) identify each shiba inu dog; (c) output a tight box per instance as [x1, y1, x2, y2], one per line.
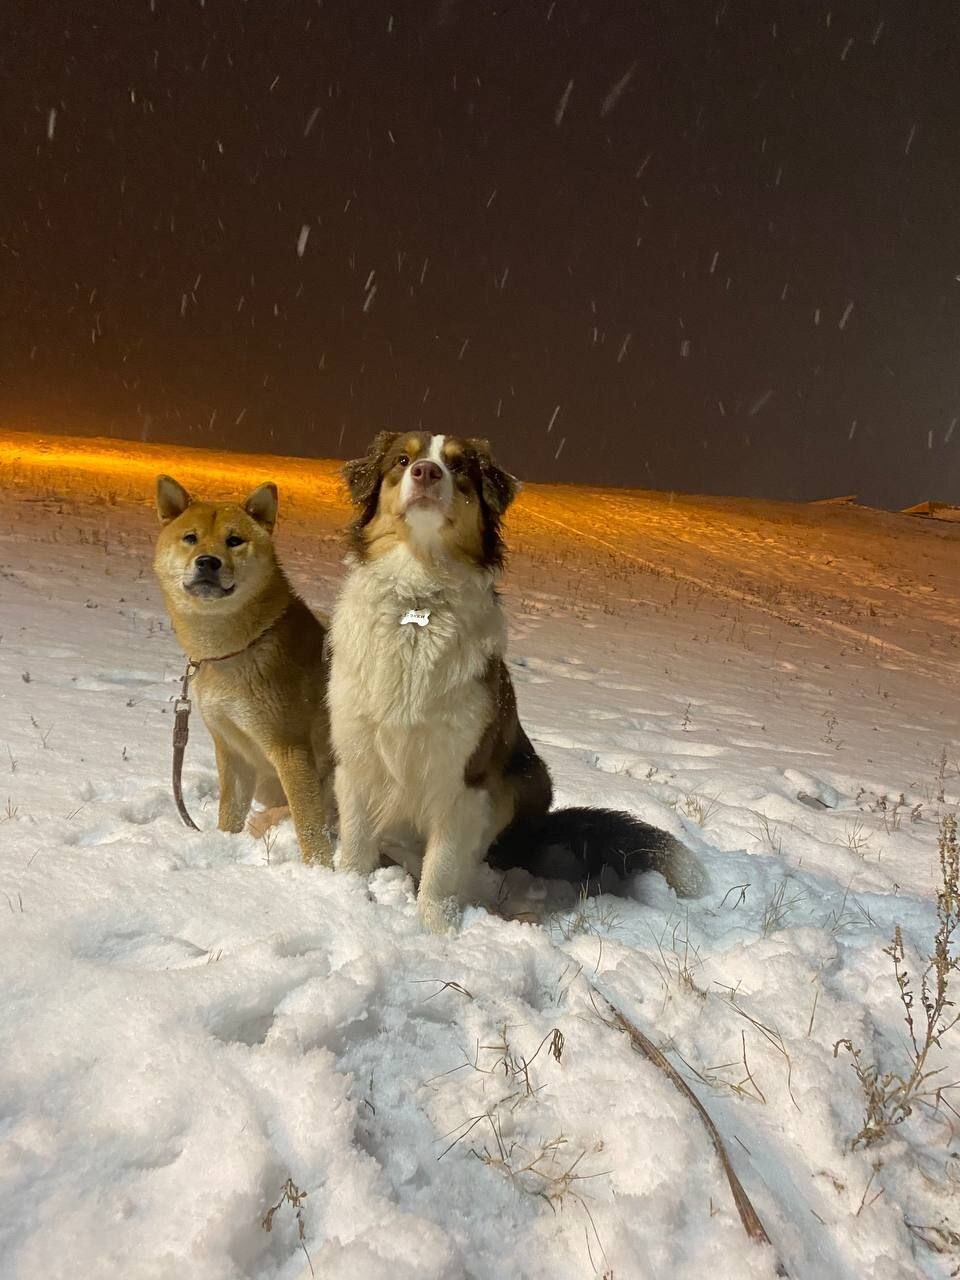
[153, 475, 335, 863]
[327, 432, 703, 933]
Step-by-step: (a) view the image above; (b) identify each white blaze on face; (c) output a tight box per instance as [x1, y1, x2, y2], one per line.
[428, 434, 447, 465]
[401, 433, 455, 553]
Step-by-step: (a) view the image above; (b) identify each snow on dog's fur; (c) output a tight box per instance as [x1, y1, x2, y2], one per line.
[328, 432, 703, 933]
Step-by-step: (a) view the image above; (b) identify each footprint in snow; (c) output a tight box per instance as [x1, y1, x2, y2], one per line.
[119, 790, 170, 826]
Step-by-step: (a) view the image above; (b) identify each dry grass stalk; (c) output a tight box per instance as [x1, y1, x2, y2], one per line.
[553, 887, 623, 940]
[648, 912, 707, 1003]
[262, 1177, 314, 1276]
[680, 791, 721, 827]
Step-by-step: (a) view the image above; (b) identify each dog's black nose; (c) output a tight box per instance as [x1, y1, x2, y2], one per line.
[194, 554, 222, 573]
[410, 459, 443, 484]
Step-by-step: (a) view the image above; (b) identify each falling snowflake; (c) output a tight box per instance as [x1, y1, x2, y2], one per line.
[601, 63, 636, 117]
[554, 80, 574, 126]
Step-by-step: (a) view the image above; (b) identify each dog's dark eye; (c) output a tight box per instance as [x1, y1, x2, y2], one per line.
[225, 534, 245, 548]
[182, 532, 198, 545]
[396, 454, 409, 468]
[447, 456, 462, 473]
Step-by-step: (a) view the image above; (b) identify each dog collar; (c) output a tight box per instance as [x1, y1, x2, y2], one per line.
[189, 607, 288, 665]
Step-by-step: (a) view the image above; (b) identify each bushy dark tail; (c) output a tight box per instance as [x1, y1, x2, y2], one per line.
[486, 807, 705, 898]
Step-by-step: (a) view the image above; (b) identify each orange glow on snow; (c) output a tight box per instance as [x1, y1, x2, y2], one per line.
[0, 427, 624, 543]
[0, 430, 346, 512]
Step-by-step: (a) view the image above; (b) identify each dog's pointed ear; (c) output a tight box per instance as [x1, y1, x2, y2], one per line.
[243, 482, 279, 532]
[156, 475, 191, 523]
[469, 439, 519, 514]
[343, 431, 399, 509]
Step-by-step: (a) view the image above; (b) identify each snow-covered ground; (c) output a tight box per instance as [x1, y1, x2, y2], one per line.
[1, 433, 959, 1279]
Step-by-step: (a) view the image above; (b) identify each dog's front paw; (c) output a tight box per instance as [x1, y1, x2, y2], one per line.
[418, 894, 461, 935]
[246, 805, 290, 840]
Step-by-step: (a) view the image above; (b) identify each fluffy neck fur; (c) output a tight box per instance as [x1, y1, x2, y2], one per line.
[331, 544, 505, 724]
[165, 567, 293, 662]
[342, 541, 500, 619]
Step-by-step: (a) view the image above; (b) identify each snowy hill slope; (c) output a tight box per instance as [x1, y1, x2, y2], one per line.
[1, 434, 959, 1279]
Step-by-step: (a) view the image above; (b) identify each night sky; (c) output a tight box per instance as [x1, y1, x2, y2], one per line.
[4, 1, 960, 506]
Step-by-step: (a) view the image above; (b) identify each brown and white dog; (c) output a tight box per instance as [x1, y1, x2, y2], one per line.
[327, 432, 703, 933]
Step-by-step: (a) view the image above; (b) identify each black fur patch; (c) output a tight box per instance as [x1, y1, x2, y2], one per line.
[463, 437, 518, 569]
[487, 806, 684, 895]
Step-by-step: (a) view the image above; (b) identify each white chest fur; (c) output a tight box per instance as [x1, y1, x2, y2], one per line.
[329, 543, 509, 927]
[328, 546, 505, 732]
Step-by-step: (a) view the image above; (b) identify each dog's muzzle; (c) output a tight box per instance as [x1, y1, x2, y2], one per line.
[183, 555, 235, 598]
[401, 456, 453, 518]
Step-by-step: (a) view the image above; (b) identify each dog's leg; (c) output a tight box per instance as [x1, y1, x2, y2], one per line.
[268, 743, 334, 866]
[333, 765, 381, 875]
[417, 791, 494, 934]
[253, 772, 287, 809]
[214, 737, 257, 833]
[320, 769, 339, 844]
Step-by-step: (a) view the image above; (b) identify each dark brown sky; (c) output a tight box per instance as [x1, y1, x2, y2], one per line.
[3, 0, 960, 505]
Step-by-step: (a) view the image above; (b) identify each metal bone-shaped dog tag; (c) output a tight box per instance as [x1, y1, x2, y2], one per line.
[400, 608, 431, 628]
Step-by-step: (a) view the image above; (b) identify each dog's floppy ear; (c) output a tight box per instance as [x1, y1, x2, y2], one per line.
[469, 439, 519, 515]
[243, 482, 279, 533]
[156, 475, 191, 523]
[343, 431, 399, 511]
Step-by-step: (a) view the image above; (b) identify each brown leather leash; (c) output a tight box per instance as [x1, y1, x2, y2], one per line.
[172, 660, 201, 830]
[170, 611, 288, 830]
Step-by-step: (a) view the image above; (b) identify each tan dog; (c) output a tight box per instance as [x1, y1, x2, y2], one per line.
[153, 475, 335, 863]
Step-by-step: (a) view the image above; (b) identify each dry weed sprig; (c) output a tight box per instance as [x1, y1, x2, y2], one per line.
[824, 882, 877, 935]
[553, 887, 623, 941]
[428, 1023, 565, 1111]
[260, 827, 279, 865]
[726, 1000, 800, 1111]
[935, 747, 949, 806]
[468, 1118, 611, 1272]
[905, 1218, 960, 1258]
[261, 1177, 314, 1277]
[412, 978, 475, 1002]
[855, 1166, 884, 1217]
[752, 811, 783, 856]
[482, 1023, 565, 1098]
[680, 791, 721, 827]
[29, 715, 52, 749]
[678, 1031, 767, 1104]
[834, 813, 960, 1147]
[843, 819, 872, 857]
[647, 912, 707, 1002]
[718, 883, 750, 909]
[760, 879, 807, 937]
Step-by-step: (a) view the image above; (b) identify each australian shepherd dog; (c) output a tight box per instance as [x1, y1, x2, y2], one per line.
[327, 432, 703, 933]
